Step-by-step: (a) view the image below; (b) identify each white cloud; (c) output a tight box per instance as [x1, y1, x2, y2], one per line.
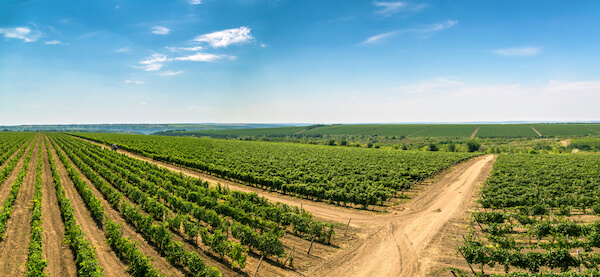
[152, 26, 170, 35]
[174, 53, 229, 62]
[374, 1, 428, 16]
[493, 46, 541, 57]
[158, 71, 184, 76]
[360, 31, 398, 45]
[193, 26, 254, 48]
[138, 54, 168, 71]
[0, 27, 42, 42]
[140, 101, 147, 105]
[125, 80, 145, 84]
[360, 20, 457, 45]
[165, 46, 203, 52]
[44, 40, 63, 45]
[420, 20, 457, 33]
[189, 0, 202, 4]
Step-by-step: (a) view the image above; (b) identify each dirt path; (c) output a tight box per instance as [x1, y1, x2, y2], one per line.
[405, 126, 432, 137]
[588, 128, 600, 134]
[529, 126, 542, 137]
[0, 136, 40, 276]
[47, 140, 129, 277]
[40, 137, 78, 276]
[470, 126, 481, 138]
[308, 154, 496, 277]
[0, 139, 28, 171]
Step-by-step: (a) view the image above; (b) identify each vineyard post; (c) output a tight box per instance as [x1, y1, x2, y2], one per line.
[252, 255, 264, 277]
[195, 220, 200, 246]
[577, 249, 580, 273]
[457, 248, 476, 276]
[470, 221, 480, 240]
[226, 217, 230, 240]
[307, 235, 316, 255]
[283, 246, 295, 267]
[344, 218, 351, 236]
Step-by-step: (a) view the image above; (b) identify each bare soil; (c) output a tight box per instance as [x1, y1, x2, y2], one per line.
[529, 126, 542, 137]
[47, 139, 129, 277]
[308, 155, 496, 277]
[40, 137, 78, 276]
[78, 137, 497, 276]
[470, 126, 481, 138]
[0, 136, 40, 276]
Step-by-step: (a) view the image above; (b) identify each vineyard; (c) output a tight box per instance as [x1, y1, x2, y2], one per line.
[0, 132, 346, 276]
[70, 132, 477, 208]
[458, 154, 600, 276]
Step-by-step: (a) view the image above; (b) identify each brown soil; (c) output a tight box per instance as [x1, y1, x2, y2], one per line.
[560, 139, 571, 147]
[470, 126, 481, 138]
[40, 137, 78, 276]
[77, 137, 497, 276]
[47, 139, 129, 277]
[0, 136, 40, 276]
[0, 140, 28, 172]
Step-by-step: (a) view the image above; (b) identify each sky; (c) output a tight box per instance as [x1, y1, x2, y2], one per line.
[1, 0, 599, 125]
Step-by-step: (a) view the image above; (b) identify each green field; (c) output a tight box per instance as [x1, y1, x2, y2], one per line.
[154, 123, 600, 139]
[71, 132, 476, 208]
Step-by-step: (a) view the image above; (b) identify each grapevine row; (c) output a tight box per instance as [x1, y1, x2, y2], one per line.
[26, 142, 47, 276]
[49, 135, 221, 276]
[48, 137, 172, 276]
[0, 137, 35, 239]
[47, 137, 105, 276]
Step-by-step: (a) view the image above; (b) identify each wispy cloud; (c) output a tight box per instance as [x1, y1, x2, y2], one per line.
[158, 71, 184, 76]
[360, 20, 457, 45]
[152, 26, 170, 35]
[374, 1, 428, 16]
[361, 31, 398, 45]
[174, 53, 231, 62]
[137, 54, 168, 71]
[0, 27, 42, 42]
[189, 0, 201, 4]
[193, 26, 254, 48]
[493, 46, 541, 57]
[44, 40, 63, 45]
[140, 101, 148, 105]
[125, 80, 145, 84]
[165, 46, 203, 52]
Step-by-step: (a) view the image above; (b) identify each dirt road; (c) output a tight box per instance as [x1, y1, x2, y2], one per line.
[75, 136, 496, 276]
[309, 154, 496, 277]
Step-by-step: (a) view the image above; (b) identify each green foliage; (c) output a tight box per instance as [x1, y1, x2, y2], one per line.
[71, 132, 475, 207]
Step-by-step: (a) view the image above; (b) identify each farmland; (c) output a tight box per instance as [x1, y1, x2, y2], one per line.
[0, 132, 350, 276]
[1, 130, 599, 277]
[70, 132, 477, 208]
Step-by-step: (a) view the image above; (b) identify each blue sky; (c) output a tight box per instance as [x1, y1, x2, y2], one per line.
[1, 0, 599, 125]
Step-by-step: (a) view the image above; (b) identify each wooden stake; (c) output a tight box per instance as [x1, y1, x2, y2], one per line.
[283, 246, 295, 267]
[307, 236, 316, 255]
[457, 248, 476, 276]
[344, 218, 351, 236]
[252, 255, 264, 277]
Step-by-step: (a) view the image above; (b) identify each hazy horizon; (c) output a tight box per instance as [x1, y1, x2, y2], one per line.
[2, 1, 599, 125]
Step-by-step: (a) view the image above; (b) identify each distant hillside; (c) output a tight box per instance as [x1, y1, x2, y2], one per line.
[154, 123, 600, 138]
[0, 123, 302, 135]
